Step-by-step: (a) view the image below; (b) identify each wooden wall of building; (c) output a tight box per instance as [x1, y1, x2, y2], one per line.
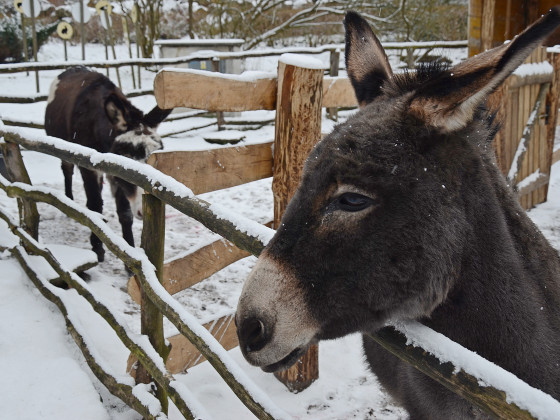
[469, 0, 560, 56]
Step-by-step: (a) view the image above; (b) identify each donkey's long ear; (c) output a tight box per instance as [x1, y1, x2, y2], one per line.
[143, 105, 172, 128]
[344, 11, 393, 107]
[105, 95, 128, 132]
[409, 6, 560, 132]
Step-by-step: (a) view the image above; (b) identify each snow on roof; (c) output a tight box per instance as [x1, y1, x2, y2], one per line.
[155, 39, 245, 46]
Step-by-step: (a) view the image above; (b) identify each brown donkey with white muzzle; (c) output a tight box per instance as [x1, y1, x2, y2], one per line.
[45, 67, 171, 262]
[236, 8, 560, 418]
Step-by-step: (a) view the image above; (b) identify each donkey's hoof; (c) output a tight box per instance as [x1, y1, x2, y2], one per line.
[95, 250, 105, 262]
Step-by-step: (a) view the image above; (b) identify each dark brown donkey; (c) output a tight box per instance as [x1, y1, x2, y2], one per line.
[236, 9, 560, 419]
[45, 67, 170, 261]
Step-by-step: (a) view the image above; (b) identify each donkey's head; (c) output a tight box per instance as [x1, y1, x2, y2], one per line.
[236, 8, 560, 372]
[107, 101, 170, 219]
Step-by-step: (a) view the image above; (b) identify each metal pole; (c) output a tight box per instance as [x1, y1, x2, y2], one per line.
[20, 12, 29, 75]
[123, 16, 137, 89]
[104, 9, 121, 89]
[29, 0, 39, 92]
[135, 20, 142, 89]
[80, 0, 85, 60]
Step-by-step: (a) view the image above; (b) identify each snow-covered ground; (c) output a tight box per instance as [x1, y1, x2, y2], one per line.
[0, 40, 557, 419]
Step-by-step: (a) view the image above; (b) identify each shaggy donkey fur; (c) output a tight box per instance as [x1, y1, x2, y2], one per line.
[236, 8, 560, 419]
[45, 67, 170, 261]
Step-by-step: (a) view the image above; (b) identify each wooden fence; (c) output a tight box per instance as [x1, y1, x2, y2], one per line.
[489, 47, 560, 209]
[1, 124, 559, 418]
[1, 46, 559, 419]
[0, 40, 467, 96]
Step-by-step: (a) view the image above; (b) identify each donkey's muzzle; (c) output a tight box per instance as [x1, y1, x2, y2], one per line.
[235, 254, 320, 370]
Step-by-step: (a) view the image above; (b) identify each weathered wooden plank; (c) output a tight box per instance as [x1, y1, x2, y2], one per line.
[509, 72, 553, 89]
[127, 313, 239, 374]
[322, 76, 357, 108]
[154, 69, 277, 111]
[480, 0, 496, 51]
[166, 314, 238, 373]
[147, 142, 273, 195]
[518, 172, 550, 198]
[127, 237, 251, 305]
[520, 83, 528, 209]
[154, 69, 357, 111]
[546, 51, 560, 204]
[510, 84, 550, 185]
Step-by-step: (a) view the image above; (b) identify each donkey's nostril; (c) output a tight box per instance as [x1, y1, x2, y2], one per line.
[242, 317, 269, 353]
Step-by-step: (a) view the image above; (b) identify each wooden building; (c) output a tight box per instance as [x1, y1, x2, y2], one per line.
[468, 0, 560, 56]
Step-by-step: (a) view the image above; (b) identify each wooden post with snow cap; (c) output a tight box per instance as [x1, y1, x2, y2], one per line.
[135, 193, 170, 413]
[272, 53, 324, 392]
[0, 140, 39, 241]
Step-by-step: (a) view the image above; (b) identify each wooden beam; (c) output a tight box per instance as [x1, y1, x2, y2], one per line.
[517, 172, 550, 197]
[127, 237, 251, 305]
[509, 71, 553, 89]
[154, 69, 277, 111]
[147, 142, 273, 195]
[166, 314, 238, 373]
[508, 82, 550, 185]
[127, 314, 238, 375]
[154, 69, 357, 111]
[481, 0, 496, 52]
[322, 76, 357, 108]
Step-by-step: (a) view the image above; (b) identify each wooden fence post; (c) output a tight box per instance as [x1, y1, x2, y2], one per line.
[327, 49, 340, 121]
[135, 193, 169, 412]
[0, 141, 39, 240]
[212, 58, 226, 130]
[272, 56, 323, 392]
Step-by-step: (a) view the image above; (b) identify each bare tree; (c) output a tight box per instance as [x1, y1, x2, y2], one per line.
[198, 0, 404, 49]
[116, 0, 164, 58]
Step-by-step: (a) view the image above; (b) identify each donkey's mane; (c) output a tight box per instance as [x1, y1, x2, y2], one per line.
[389, 61, 450, 94]
[380, 61, 500, 148]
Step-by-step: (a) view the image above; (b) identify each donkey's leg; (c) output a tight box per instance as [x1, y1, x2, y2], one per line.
[61, 161, 74, 200]
[112, 183, 135, 248]
[80, 167, 105, 262]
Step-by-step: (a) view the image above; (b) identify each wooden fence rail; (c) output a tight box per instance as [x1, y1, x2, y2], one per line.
[2, 111, 560, 418]
[0, 40, 467, 94]
[0, 41, 467, 75]
[0, 127, 284, 419]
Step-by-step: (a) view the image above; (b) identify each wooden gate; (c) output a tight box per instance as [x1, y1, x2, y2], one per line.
[490, 47, 560, 209]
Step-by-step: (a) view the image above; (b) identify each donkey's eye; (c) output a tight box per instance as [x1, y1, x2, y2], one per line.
[337, 192, 374, 212]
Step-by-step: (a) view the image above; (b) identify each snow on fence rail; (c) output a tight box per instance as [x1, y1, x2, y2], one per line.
[0, 126, 285, 420]
[1, 120, 560, 418]
[0, 41, 467, 75]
